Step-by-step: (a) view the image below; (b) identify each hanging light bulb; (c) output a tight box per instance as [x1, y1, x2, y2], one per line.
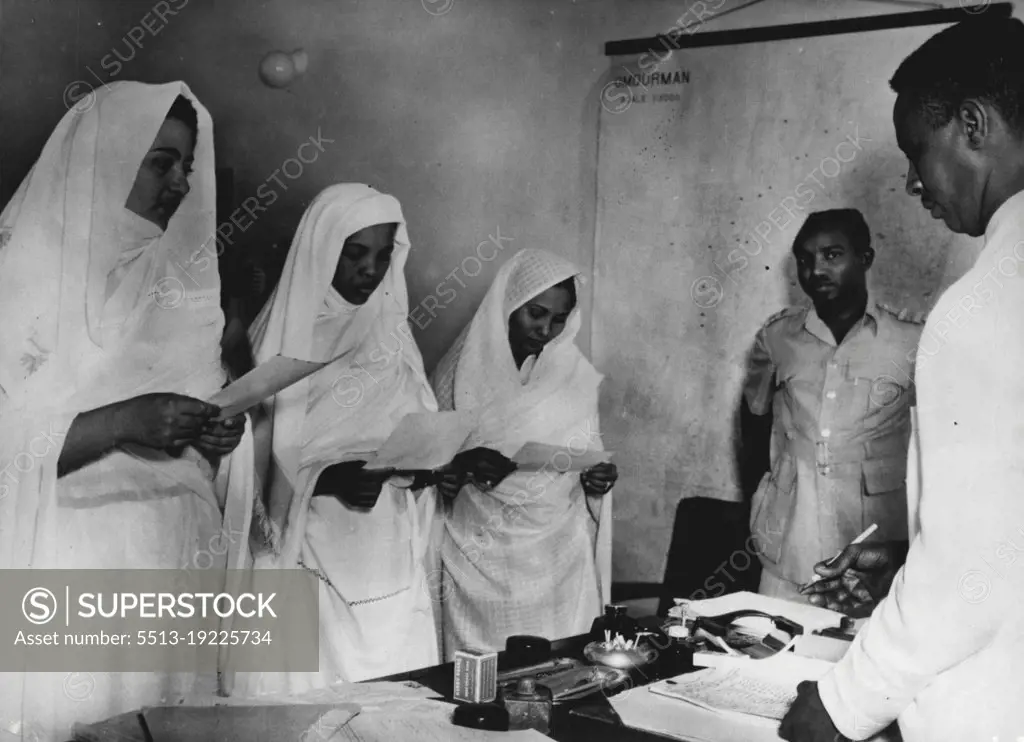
[259, 50, 295, 88]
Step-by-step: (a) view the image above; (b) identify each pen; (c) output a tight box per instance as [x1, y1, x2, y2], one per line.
[710, 634, 741, 656]
[801, 523, 878, 590]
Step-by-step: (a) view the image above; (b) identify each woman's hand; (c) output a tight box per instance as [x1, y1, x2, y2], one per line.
[332, 461, 393, 509]
[433, 465, 468, 499]
[113, 393, 219, 451]
[581, 462, 617, 496]
[451, 447, 517, 491]
[194, 413, 247, 461]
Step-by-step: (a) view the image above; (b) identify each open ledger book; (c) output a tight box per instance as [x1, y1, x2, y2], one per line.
[612, 593, 893, 742]
[648, 652, 834, 721]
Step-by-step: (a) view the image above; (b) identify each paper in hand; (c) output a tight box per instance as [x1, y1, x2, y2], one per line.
[511, 442, 613, 472]
[208, 354, 337, 418]
[364, 411, 476, 472]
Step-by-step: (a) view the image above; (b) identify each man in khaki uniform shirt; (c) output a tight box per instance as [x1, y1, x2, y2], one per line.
[744, 208, 924, 600]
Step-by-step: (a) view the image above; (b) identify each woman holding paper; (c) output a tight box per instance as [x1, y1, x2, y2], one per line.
[0, 82, 253, 741]
[431, 248, 618, 659]
[240, 183, 447, 691]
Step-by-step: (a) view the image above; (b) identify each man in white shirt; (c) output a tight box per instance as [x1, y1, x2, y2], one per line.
[780, 16, 1024, 742]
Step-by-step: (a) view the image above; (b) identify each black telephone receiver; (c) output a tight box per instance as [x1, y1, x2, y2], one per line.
[693, 609, 804, 638]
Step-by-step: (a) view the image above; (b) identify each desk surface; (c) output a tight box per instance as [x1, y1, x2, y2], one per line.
[73, 619, 683, 742]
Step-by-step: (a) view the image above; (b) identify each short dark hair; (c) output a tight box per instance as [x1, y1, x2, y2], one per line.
[793, 209, 871, 254]
[166, 94, 199, 140]
[889, 17, 1024, 134]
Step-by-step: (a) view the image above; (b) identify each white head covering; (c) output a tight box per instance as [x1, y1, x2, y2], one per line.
[0, 81, 221, 412]
[248, 184, 434, 564]
[432, 248, 600, 435]
[429, 249, 613, 654]
[0, 81, 224, 572]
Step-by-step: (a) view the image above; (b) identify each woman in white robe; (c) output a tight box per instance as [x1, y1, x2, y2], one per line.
[430, 248, 618, 659]
[0, 82, 253, 741]
[236, 184, 440, 695]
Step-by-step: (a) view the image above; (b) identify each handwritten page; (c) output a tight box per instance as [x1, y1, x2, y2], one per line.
[511, 442, 614, 472]
[208, 354, 335, 418]
[649, 653, 834, 721]
[671, 591, 845, 633]
[612, 668, 897, 742]
[364, 411, 476, 471]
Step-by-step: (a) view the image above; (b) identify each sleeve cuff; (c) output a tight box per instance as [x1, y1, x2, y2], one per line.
[817, 665, 890, 741]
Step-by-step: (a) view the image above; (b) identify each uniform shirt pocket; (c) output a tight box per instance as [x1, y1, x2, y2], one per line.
[848, 358, 913, 412]
[860, 457, 909, 541]
[751, 452, 798, 565]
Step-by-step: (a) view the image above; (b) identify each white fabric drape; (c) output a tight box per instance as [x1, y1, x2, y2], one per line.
[430, 248, 612, 659]
[0, 81, 254, 742]
[232, 184, 439, 696]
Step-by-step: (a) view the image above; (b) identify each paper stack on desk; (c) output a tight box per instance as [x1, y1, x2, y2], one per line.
[672, 591, 854, 665]
[669, 591, 847, 634]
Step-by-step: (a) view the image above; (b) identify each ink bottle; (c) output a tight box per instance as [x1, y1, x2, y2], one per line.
[590, 603, 637, 642]
[502, 678, 553, 734]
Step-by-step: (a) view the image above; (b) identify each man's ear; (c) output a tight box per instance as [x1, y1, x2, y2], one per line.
[958, 99, 990, 151]
[862, 246, 875, 270]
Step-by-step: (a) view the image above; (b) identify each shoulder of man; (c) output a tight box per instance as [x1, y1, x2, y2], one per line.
[876, 301, 928, 328]
[760, 305, 806, 333]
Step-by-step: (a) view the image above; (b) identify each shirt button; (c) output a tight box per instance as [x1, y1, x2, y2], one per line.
[826, 391, 836, 400]
[828, 362, 837, 369]
[821, 466, 831, 475]
[821, 429, 831, 438]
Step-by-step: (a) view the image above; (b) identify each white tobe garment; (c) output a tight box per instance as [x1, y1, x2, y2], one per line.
[234, 184, 439, 695]
[431, 248, 613, 659]
[0, 82, 254, 741]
